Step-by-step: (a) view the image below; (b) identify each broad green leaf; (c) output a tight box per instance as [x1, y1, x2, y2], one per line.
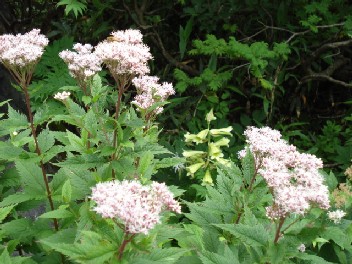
[0, 249, 12, 264]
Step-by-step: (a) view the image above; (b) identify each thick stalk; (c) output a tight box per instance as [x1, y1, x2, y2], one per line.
[117, 232, 135, 261]
[274, 217, 285, 243]
[22, 84, 58, 231]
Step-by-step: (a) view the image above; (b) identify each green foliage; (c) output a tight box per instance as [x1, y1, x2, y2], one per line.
[57, 0, 88, 18]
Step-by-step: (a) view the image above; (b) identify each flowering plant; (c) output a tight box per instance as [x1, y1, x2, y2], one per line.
[0, 29, 184, 263]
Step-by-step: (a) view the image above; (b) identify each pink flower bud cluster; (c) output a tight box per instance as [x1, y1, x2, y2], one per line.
[240, 126, 330, 219]
[59, 43, 102, 82]
[95, 29, 152, 77]
[0, 29, 48, 69]
[91, 180, 181, 234]
[132, 75, 175, 114]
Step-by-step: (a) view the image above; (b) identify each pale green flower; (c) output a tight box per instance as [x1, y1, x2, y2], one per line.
[215, 157, 231, 167]
[209, 126, 233, 136]
[182, 150, 207, 158]
[209, 142, 224, 159]
[213, 137, 230, 147]
[184, 129, 209, 144]
[186, 162, 204, 176]
[202, 169, 213, 186]
[206, 109, 216, 123]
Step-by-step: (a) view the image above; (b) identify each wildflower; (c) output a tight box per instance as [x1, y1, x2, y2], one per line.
[95, 29, 152, 79]
[54, 91, 71, 101]
[202, 169, 213, 186]
[0, 29, 48, 84]
[12, 131, 18, 136]
[59, 43, 102, 84]
[297, 244, 306, 252]
[205, 109, 216, 123]
[132, 75, 175, 115]
[91, 180, 181, 235]
[328, 209, 346, 224]
[240, 126, 330, 219]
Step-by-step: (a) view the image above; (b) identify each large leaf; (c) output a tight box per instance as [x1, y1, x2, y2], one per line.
[213, 223, 269, 247]
[132, 248, 188, 264]
[15, 160, 46, 195]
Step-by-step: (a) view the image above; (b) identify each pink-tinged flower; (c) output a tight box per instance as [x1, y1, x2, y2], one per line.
[54, 91, 71, 101]
[132, 75, 175, 114]
[59, 43, 102, 83]
[0, 29, 48, 84]
[240, 126, 330, 219]
[328, 209, 346, 224]
[95, 29, 152, 79]
[91, 180, 181, 235]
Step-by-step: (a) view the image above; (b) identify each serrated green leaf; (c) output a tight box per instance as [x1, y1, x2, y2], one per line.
[0, 204, 17, 224]
[37, 129, 55, 153]
[61, 179, 72, 203]
[15, 160, 46, 195]
[213, 223, 269, 247]
[132, 248, 188, 264]
[0, 249, 12, 264]
[0, 193, 36, 207]
[39, 208, 73, 219]
[0, 142, 24, 161]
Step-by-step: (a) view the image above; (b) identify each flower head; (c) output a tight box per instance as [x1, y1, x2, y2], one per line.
[91, 180, 181, 234]
[0, 29, 48, 85]
[132, 75, 175, 115]
[0, 29, 48, 68]
[328, 209, 346, 224]
[240, 126, 330, 220]
[95, 29, 152, 79]
[59, 43, 102, 84]
[54, 91, 71, 101]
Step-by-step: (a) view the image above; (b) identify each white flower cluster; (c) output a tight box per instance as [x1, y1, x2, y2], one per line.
[59, 43, 102, 82]
[91, 180, 181, 234]
[54, 91, 71, 101]
[95, 29, 152, 77]
[239, 126, 330, 219]
[132, 75, 175, 114]
[0, 29, 48, 69]
[328, 209, 346, 224]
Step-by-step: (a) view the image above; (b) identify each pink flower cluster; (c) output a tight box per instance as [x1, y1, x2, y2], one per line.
[91, 180, 181, 234]
[132, 76, 175, 114]
[95, 29, 152, 78]
[0, 29, 48, 69]
[59, 43, 102, 82]
[240, 126, 330, 219]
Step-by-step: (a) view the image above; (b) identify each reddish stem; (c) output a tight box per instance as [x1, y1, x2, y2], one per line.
[274, 217, 285, 243]
[117, 232, 136, 261]
[22, 83, 59, 231]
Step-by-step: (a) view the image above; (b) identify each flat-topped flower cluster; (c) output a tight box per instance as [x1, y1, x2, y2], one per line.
[239, 126, 330, 219]
[91, 180, 181, 234]
[0, 28, 175, 114]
